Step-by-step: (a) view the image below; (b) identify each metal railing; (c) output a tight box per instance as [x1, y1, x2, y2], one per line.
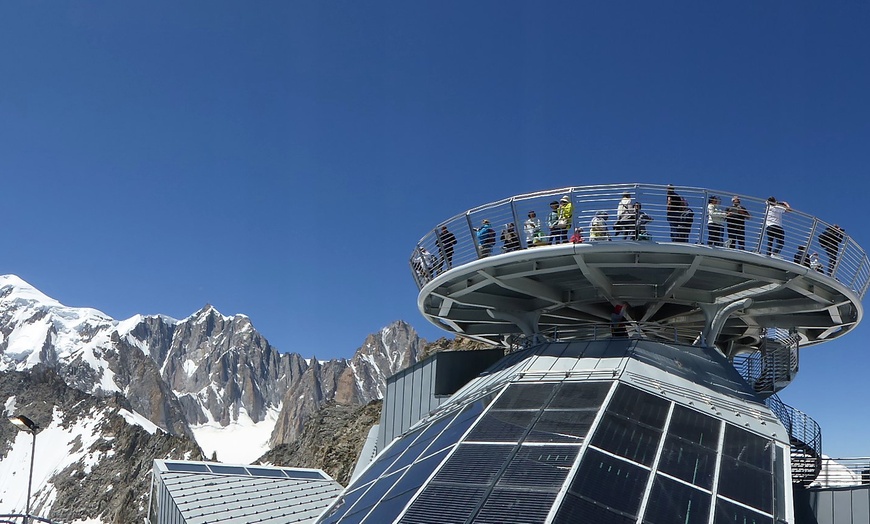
[411, 183, 868, 299]
[505, 321, 704, 351]
[765, 394, 823, 486]
[812, 457, 870, 488]
[731, 329, 800, 397]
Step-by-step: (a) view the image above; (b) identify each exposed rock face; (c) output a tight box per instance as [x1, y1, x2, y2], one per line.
[269, 321, 421, 446]
[259, 400, 383, 486]
[0, 367, 204, 524]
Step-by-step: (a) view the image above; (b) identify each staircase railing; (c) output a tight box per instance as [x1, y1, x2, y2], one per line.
[764, 394, 823, 486]
[731, 328, 800, 397]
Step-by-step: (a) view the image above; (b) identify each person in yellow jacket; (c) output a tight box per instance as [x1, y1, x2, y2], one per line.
[554, 195, 573, 244]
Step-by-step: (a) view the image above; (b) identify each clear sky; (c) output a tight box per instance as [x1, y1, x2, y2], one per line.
[2, 2, 870, 457]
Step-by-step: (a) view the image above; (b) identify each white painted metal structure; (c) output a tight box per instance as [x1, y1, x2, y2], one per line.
[412, 184, 866, 355]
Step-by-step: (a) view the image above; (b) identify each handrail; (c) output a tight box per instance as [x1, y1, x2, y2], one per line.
[731, 328, 800, 397]
[812, 457, 870, 488]
[505, 321, 703, 351]
[764, 394, 823, 485]
[411, 183, 867, 299]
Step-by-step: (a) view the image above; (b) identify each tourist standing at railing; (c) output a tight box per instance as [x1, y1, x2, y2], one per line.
[589, 211, 611, 241]
[436, 226, 457, 270]
[725, 196, 751, 250]
[524, 210, 544, 246]
[666, 185, 693, 242]
[500, 223, 521, 253]
[547, 200, 561, 244]
[477, 219, 496, 257]
[555, 195, 573, 244]
[614, 192, 633, 238]
[819, 224, 845, 276]
[764, 197, 791, 257]
[706, 196, 727, 247]
[631, 202, 653, 240]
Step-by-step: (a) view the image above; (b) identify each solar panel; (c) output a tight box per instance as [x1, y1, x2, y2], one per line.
[208, 464, 248, 475]
[164, 462, 210, 473]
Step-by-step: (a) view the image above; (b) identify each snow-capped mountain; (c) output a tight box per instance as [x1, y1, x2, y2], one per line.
[0, 274, 425, 521]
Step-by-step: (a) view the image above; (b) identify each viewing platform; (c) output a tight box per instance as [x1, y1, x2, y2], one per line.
[410, 183, 867, 354]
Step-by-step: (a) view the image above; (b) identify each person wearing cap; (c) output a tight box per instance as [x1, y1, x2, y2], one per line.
[554, 195, 573, 244]
[725, 196, 751, 250]
[524, 210, 543, 246]
[476, 219, 496, 258]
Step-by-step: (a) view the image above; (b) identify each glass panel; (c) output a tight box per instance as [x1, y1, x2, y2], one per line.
[493, 382, 556, 410]
[591, 412, 663, 466]
[554, 492, 637, 524]
[426, 401, 488, 455]
[360, 489, 416, 524]
[643, 474, 711, 524]
[318, 481, 373, 524]
[565, 448, 649, 517]
[475, 489, 558, 524]
[722, 425, 773, 472]
[718, 425, 774, 513]
[497, 445, 579, 490]
[283, 469, 328, 480]
[207, 464, 248, 475]
[164, 462, 209, 473]
[244, 467, 287, 478]
[465, 410, 538, 442]
[608, 385, 670, 429]
[714, 497, 774, 524]
[385, 414, 455, 474]
[526, 409, 598, 443]
[774, 446, 786, 522]
[349, 428, 425, 489]
[548, 381, 612, 409]
[658, 437, 718, 490]
[668, 405, 721, 447]
[341, 470, 405, 522]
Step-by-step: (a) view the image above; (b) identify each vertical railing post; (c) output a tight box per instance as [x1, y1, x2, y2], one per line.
[466, 212, 481, 260]
[510, 198, 525, 249]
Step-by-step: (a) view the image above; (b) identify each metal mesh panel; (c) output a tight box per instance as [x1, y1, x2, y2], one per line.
[497, 445, 579, 489]
[492, 382, 557, 410]
[525, 409, 598, 443]
[474, 489, 558, 524]
[399, 485, 488, 524]
[432, 444, 514, 485]
[465, 409, 538, 442]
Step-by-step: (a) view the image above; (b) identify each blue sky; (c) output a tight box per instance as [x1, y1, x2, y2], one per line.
[2, 2, 869, 456]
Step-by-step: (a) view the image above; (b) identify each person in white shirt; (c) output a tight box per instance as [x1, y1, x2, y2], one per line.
[614, 192, 633, 237]
[764, 196, 791, 256]
[706, 195, 727, 247]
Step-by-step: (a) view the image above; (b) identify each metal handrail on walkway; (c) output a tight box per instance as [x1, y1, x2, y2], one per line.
[765, 394, 823, 486]
[505, 321, 702, 351]
[411, 183, 869, 299]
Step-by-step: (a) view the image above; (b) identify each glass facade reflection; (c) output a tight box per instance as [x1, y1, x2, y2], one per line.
[318, 346, 791, 524]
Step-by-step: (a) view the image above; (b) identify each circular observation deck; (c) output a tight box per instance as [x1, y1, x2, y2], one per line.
[411, 184, 868, 354]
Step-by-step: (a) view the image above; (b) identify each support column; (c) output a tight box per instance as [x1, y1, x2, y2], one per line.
[698, 298, 753, 349]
